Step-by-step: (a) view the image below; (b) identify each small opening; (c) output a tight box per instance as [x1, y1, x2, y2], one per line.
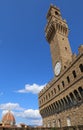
[72, 70, 77, 78]
[54, 88, 56, 93]
[48, 93, 50, 98]
[65, 47, 67, 50]
[51, 90, 53, 96]
[64, 66, 66, 69]
[46, 95, 48, 100]
[79, 64, 83, 72]
[62, 81, 65, 87]
[58, 85, 60, 91]
[67, 76, 70, 83]
[55, 11, 59, 15]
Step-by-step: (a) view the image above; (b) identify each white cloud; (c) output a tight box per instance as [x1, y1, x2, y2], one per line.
[16, 109, 41, 119]
[17, 83, 46, 94]
[16, 109, 42, 126]
[0, 103, 42, 126]
[2, 110, 14, 116]
[0, 103, 23, 111]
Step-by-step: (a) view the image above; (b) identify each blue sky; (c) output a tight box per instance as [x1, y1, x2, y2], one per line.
[0, 0, 83, 126]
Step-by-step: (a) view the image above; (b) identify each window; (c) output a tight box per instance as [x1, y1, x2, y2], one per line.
[58, 119, 61, 127]
[62, 81, 65, 87]
[46, 95, 48, 100]
[54, 88, 56, 93]
[58, 85, 60, 91]
[79, 64, 83, 72]
[78, 87, 83, 97]
[55, 11, 59, 15]
[67, 117, 71, 126]
[64, 66, 66, 69]
[72, 70, 77, 78]
[39, 101, 41, 105]
[65, 47, 67, 50]
[44, 97, 45, 101]
[52, 120, 56, 127]
[48, 93, 50, 98]
[67, 76, 70, 83]
[51, 90, 53, 96]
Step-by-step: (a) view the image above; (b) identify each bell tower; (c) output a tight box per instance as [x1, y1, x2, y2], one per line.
[45, 5, 72, 76]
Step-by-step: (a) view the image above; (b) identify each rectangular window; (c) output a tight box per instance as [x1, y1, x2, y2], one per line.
[72, 70, 77, 78]
[58, 85, 60, 91]
[67, 76, 70, 83]
[62, 81, 65, 87]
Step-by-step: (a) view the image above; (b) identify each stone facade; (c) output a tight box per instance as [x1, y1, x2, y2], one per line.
[38, 5, 83, 128]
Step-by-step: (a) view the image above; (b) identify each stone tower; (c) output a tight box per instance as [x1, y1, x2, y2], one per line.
[45, 5, 72, 76]
[39, 4, 83, 128]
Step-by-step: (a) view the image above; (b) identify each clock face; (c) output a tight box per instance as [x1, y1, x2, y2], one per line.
[54, 62, 61, 76]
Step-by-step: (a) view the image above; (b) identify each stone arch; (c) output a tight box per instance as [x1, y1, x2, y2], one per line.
[73, 90, 81, 101]
[78, 87, 83, 97]
[66, 95, 72, 106]
[69, 92, 76, 105]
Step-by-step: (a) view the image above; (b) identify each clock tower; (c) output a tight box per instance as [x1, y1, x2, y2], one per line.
[45, 5, 72, 76]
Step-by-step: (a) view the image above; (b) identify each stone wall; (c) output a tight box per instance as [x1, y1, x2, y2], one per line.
[0, 126, 83, 130]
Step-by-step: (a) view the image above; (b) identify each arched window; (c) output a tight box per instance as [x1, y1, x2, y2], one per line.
[54, 88, 56, 93]
[72, 70, 77, 78]
[67, 117, 71, 126]
[52, 120, 56, 127]
[79, 64, 83, 72]
[67, 76, 70, 83]
[51, 90, 53, 96]
[48, 93, 50, 98]
[78, 87, 83, 97]
[58, 85, 60, 91]
[55, 11, 59, 15]
[58, 119, 61, 127]
[74, 90, 81, 101]
[62, 81, 65, 87]
[46, 95, 48, 100]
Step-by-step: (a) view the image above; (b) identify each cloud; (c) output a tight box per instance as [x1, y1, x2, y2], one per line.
[0, 103, 42, 126]
[16, 109, 41, 119]
[2, 110, 14, 116]
[16, 109, 42, 126]
[0, 103, 23, 111]
[17, 83, 46, 94]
